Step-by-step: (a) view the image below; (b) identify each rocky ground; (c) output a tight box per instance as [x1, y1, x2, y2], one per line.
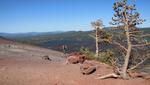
[0, 38, 150, 85]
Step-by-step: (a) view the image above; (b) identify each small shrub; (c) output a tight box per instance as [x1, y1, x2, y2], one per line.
[80, 47, 115, 65]
[79, 47, 95, 60]
[96, 50, 114, 65]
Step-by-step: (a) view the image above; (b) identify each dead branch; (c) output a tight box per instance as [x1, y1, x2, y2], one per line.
[129, 34, 135, 36]
[95, 73, 119, 79]
[111, 27, 121, 30]
[99, 39, 111, 43]
[128, 55, 150, 71]
[111, 58, 122, 74]
[130, 34, 150, 37]
[141, 34, 150, 37]
[129, 31, 143, 34]
[132, 42, 150, 47]
[113, 41, 127, 52]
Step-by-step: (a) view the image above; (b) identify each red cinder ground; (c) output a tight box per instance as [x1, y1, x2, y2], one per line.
[0, 38, 149, 85]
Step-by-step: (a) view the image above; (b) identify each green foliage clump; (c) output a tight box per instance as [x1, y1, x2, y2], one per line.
[80, 47, 115, 65]
[79, 47, 95, 60]
[96, 50, 114, 65]
[97, 29, 112, 43]
[90, 29, 112, 43]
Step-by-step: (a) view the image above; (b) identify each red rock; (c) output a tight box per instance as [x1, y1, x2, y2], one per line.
[128, 71, 144, 78]
[66, 52, 86, 64]
[80, 61, 96, 75]
[67, 55, 79, 64]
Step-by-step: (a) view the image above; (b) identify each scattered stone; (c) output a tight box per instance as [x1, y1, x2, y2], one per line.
[80, 60, 97, 75]
[66, 55, 79, 64]
[42, 55, 52, 61]
[0, 58, 4, 60]
[128, 71, 140, 78]
[128, 71, 149, 79]
[78, 55, 86, 63]
[144, 75, 150, 80]
[66, 52, 86, 64]
[80, 63, 96, 75]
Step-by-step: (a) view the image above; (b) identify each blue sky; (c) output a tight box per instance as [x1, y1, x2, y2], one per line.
[0, 0, 150, 33]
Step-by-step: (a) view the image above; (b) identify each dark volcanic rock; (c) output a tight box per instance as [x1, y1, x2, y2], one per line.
[42, 55, 52, 61]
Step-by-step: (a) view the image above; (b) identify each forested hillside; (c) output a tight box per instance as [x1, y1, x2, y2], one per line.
[13, 31, 95, 52]
[0, 28, 149, 53]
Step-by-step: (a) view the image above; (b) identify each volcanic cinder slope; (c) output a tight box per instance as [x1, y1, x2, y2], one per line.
[0, 37, 149, 85]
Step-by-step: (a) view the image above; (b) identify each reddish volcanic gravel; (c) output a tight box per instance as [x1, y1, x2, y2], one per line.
[0, 39, 149, 85]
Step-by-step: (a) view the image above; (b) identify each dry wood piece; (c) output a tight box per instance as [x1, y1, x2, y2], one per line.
[128, 56, 150, 71]
[95, 73, 119, 79]
[141, 34, 150, 37]
[132, 42, 150, 47]
[113, 41, 127, 51]
[129, 31, 143, 34]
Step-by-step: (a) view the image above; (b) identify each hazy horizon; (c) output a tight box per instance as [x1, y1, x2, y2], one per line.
[1, 27, 150, 34]
[0, 29, 92, 34]
[0, 0, 150, 33]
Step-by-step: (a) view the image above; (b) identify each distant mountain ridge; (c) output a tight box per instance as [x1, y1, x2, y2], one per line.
[0, 27, 149, 38]
[0, 31, 64, 39]
[0, 27, 149, 52]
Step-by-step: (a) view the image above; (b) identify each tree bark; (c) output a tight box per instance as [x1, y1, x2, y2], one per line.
[95, 27, 99, 57]
[122, 25, 132, 79]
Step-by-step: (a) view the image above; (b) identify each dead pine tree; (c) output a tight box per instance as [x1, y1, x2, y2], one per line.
[96, 0, 150, 79]
[91, 19, 103, 57]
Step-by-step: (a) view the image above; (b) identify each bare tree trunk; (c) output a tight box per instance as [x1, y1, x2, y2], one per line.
[122, 25, 132, 79]
[95, 28, 99, 57]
